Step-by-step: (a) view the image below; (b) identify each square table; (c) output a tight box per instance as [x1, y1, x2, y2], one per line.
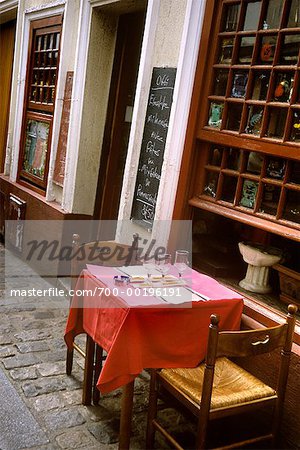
[65, 266, 244, 449]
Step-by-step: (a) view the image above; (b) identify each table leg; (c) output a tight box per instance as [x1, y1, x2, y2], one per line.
[118, 380, 135, 450]
[92, 344, 103, 405]
[82, 335, 95, 405]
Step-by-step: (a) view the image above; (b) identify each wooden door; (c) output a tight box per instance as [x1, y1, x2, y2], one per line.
[0, 20, 16, 172]
[95, 11, 145, 220]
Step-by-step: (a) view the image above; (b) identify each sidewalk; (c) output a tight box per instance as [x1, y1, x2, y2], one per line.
[0, 243, 167, 450]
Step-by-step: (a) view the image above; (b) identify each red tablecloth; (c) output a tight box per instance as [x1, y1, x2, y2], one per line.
[65, 268, 243, 393]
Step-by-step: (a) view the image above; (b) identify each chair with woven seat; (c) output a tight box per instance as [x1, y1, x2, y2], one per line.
[66, 233, 140, 405]
[146, 304, 297, 449]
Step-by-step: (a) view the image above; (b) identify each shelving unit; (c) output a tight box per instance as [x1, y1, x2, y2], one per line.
[192, 0, 300, 242]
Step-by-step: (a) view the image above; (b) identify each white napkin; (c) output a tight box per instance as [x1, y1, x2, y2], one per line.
[159, 287, 203, 304]
[118, 266, 148, 278]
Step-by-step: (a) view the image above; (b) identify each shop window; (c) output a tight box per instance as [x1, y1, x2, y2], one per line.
[18, 15, 62, 190]
[193, 0, 300, 238]
[200, 145, 300, 229]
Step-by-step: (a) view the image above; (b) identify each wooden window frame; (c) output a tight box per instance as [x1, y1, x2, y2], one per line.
[193, 0, 300, 240]
[173, 0, 300, 342]
[18, 15, 62, 192]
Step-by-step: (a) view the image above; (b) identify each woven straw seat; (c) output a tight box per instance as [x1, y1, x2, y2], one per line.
[160, 357, 275, 410]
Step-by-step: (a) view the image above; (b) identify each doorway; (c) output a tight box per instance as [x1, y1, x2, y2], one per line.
[0, 20, 16, 172]
[94, 11, 145, 220]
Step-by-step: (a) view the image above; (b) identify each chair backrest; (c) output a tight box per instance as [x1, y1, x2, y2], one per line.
[208, 304, 297, 361]
[70, 233, 140, 289]
[201, 304, 297, 410]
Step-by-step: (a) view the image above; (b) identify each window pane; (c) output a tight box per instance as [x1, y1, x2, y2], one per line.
[251, 71, 270, 100]
[34, 52, 40, 67]
[212, 69, 229, 96]
[50, 69, 56, 86]
[257, 35, 277, 64]
[208, 146, 223, 166]
[237, 36, 255, 64]
[280, 35, 300, 65]
[203, 172, 219, 198]
[22, 119, 50, 180]
[218, 38, 234, 64]
[290, 110, 300, 141]
[289, 161, 300, 184]
[262, 0, 283, 29]
[226, 148, 242, 170]
[283, 190, 300, 223]
[208, 102, 224, 129]
[29, 28, 60, 107]
[266, 157, 286, 179]
[273, 72, 294, 102]
[226, 102, 243, 131]
[243, 1, 261, 31]
[239, 179, 259, 209]
[246, 151, 264, 174]
[221, 175, 237, 202]
[222, 3, 240, 32]
[231, 71, 248, 98]
[287, 0, 300, 28]
[266, 107, 287, 139]
[245, 106, 264, 135]
[259, 184, 281, 215]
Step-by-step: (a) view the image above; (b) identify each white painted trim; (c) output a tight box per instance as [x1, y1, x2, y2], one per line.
[61, 0, 92, 212]
[9, 4, 65, 183]
[0, 0, 17, 15]
[24, 0, 65, 15]
[46, 1, 72, 201]
[115, 0, 161, 240]
[150, 0, 206, 247]
[89, 0, 119, 6]
[10, 9, 29, 182]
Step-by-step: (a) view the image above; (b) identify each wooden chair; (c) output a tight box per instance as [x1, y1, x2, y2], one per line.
[146, 304, 298, 449]
[66, 233, 140, 405]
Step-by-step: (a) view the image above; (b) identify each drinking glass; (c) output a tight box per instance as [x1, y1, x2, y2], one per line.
[155, 253, 172, 278]
[174, 250, 189, 279]
[143, 258, 155, 284]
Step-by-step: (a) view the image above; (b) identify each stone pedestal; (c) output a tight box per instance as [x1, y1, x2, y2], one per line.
[238, 242, 282, 294]
[239, 264, 271, 293]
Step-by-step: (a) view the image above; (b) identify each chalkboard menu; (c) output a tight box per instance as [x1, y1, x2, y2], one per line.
[131, 67, 176, 227]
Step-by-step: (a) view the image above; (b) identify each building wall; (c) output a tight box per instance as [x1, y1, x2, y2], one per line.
[4, 0, 81, 202]
[2, 0, 202, 236]
[70, 0, 190, 219]
[71, 9, 118, 215]
[116, 0, 204, 247]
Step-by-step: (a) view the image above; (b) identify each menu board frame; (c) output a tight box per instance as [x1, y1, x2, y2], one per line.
[131, 67, 177, 228]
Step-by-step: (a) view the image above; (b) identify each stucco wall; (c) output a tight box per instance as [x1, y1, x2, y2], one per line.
[24, 0, 55, 9]
[153, 0, 187, 67]
[46, 0, 81, 204]
[71, 9, 118, 215]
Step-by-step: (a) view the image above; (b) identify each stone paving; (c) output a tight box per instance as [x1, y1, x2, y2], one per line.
[0, 243, 189, 450]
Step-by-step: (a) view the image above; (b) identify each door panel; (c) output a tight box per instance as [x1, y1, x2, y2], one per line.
[0, 20, 16, 172]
